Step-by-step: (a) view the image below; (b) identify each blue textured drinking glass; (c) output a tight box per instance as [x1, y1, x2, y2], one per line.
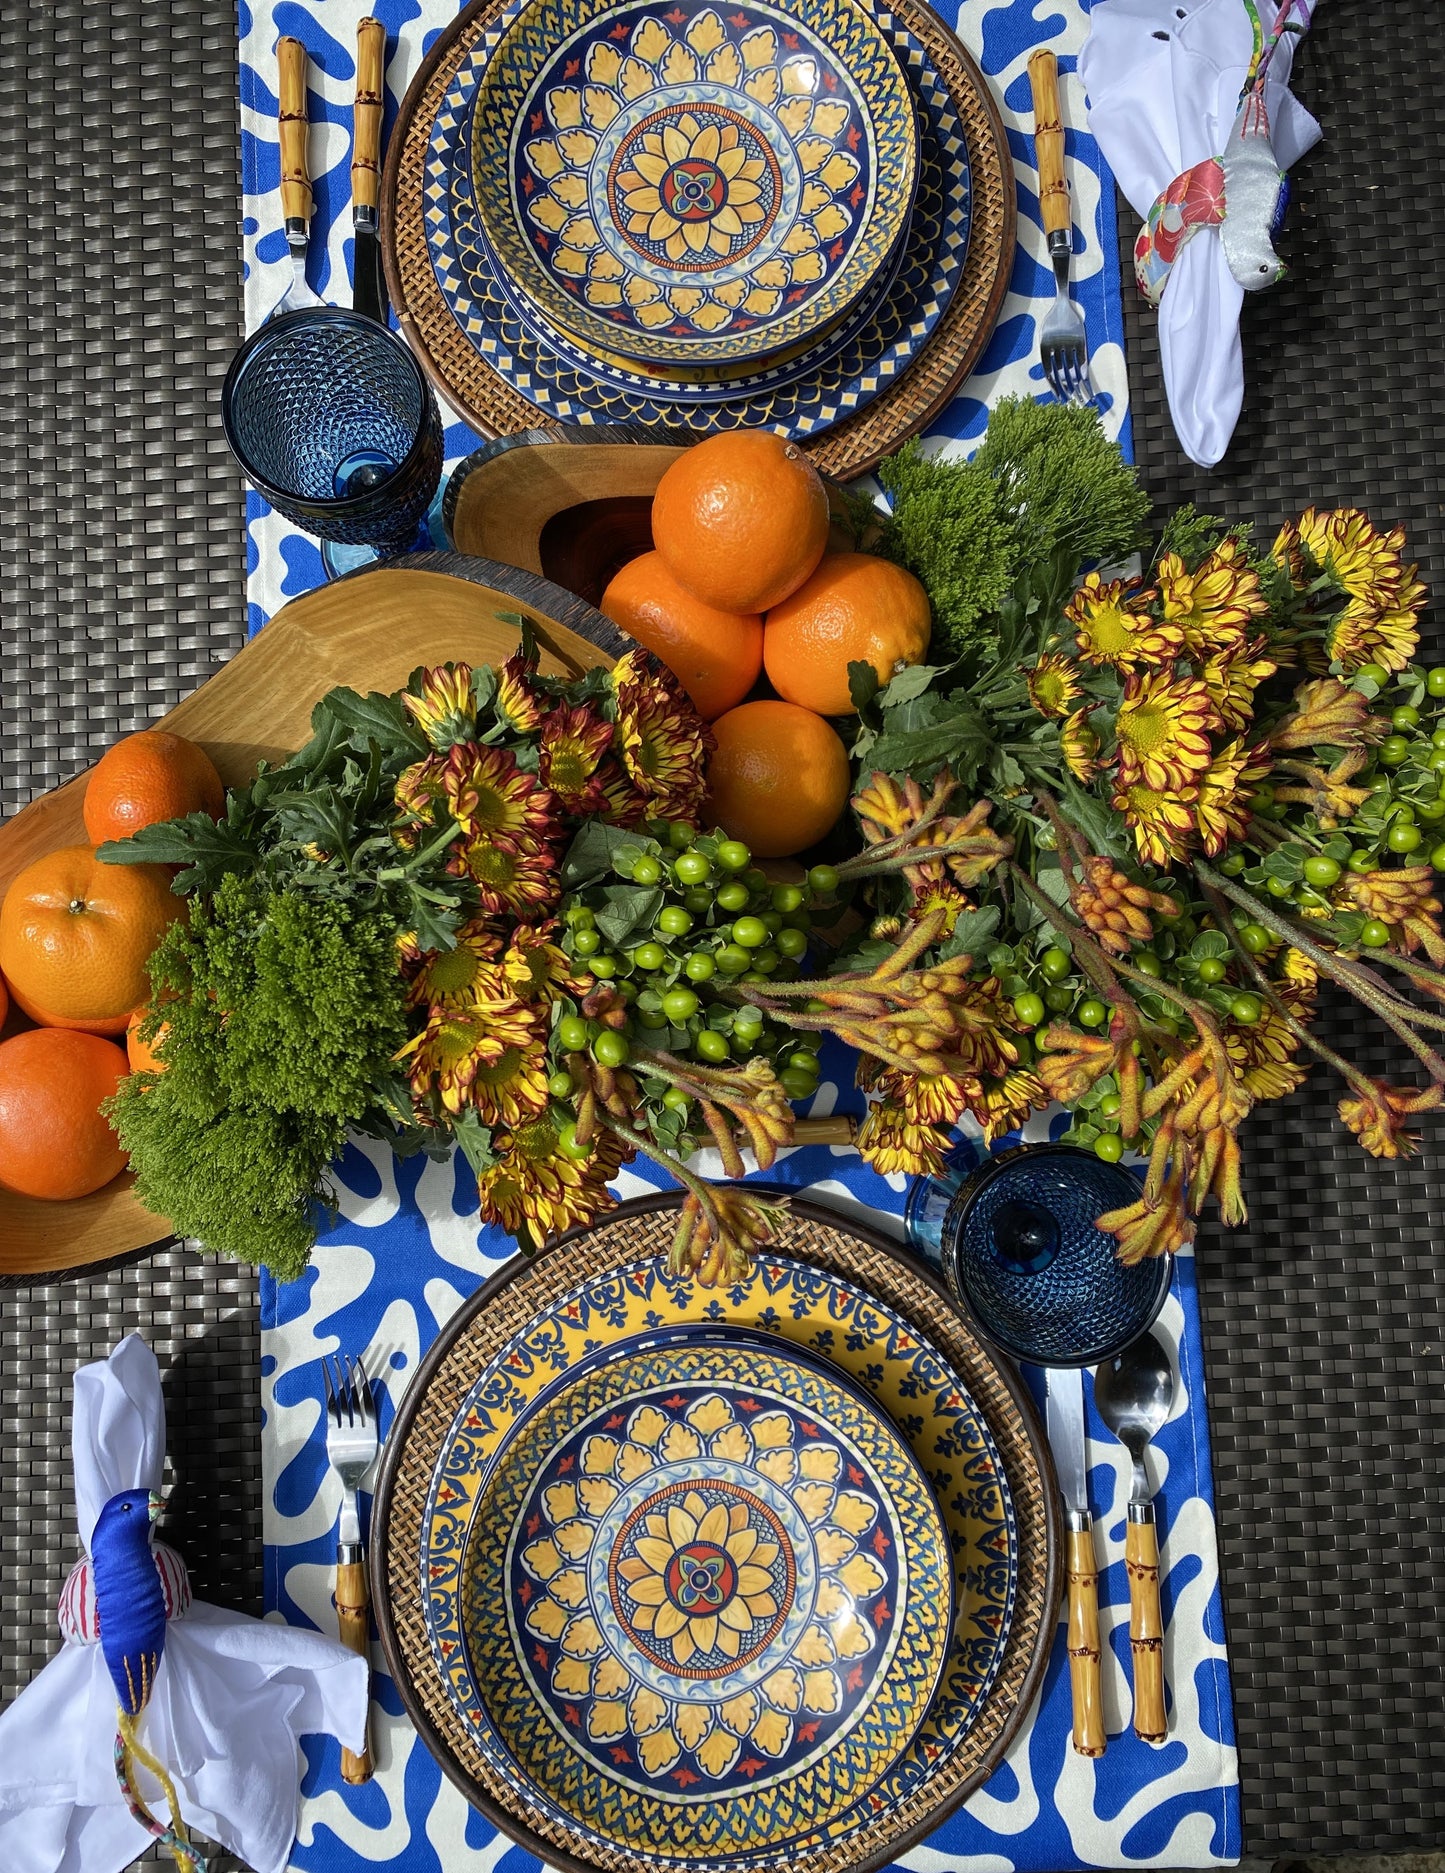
[221, 307, 443, 557]
[906, 1142, 1171, 1367]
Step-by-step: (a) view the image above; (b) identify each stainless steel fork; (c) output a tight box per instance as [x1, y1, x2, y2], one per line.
[324, 1351, 378, 1784]
[1028, 48, 1094, 405]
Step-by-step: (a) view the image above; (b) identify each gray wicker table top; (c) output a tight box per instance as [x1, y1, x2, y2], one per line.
[0, 0, 1439, 1861]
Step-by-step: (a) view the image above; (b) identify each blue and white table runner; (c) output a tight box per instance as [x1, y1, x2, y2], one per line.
[239, 0, 1239, 1863]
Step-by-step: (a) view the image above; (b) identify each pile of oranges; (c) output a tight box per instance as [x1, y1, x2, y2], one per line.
[0, 730, 222, 1201]
[601, 430, 930, 858]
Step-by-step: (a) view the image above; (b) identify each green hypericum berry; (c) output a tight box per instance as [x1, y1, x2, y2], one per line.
[1040, 947, 1072, 981]
[1418, 799, 1445, 823]
[674, 852, 711, 885]
[555, 1119, 591, 1162]
[592, 1031, 629, 1067]
[631, 942, 667, 971]
[683, 886, 713, 915]
[1389, 822, 1423, 852]
[1012, 991, 1046, 1027]
[667, 821, 694, 850]
[807, 864, 840, 896]
[1134, 952, 1163, 976]
[590, 954, 619, 978]
[1432, 722, 1445, 745]
[1427, 747, 1445, 772]
[547, 1070, 574, 1098]
[732, 916, 769, 949]
[1044, 984, 1075, 1013]
[1380, 736, 1411, 766]
[631, 855, 662, 885]
[715, 840, 751, 872]
[695, 1028, 730, 1062]
[1094, 1133, 1124, 1163]
[658, 906, 693, 937]
[1218, 852, 1247, 875]
[749, 948, 779, 974]
[717, 881, 750, 913]
[564, 905, 594, 927]
[1238, 924, 1272, 954]
[1099, 1092, 1122, 1116]
[571, 928, 601, 956]
[1428, 667, 1445, 697]
[1392, 705, 1422, 731]
[1303, 855, 1342, 887]
[1229, 992, 1263, 1025]
[743, 868, 768, 893]
[776, 927, 809, 959]
[760, 911, 784, 936]
[1196, 957, 1227, 984]
[684, 952, 716, 982]
[662, 1086, 691, 1113]
[1266, 876, 1293, 898]
[637, 1006, 668, 1029]
[780, 1069, 816, 1100]
[1357, 662, 1390, 687]
[1348, 849, 1376, 873]
[1433, 843, 1445, 872]
[557, 1015, 589, 1052]
[716, 945, 751, 974]
[1360, 919, 1391, 947]
[734, 1010, 764, 1038]
[1077, 999, 1108, 1029]
[786, 1050, 819, 1076]
[661, 988, 699, 1022]
[771, 883, 805, 914]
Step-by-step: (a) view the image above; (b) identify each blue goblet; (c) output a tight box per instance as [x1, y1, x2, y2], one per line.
[221, 307, 444, 575]
[905, 1141, 1171, 1367]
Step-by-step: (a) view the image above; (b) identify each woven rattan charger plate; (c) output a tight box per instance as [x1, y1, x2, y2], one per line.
[381, 0, 1014, 480]
[373, 1191, 1059, 1873]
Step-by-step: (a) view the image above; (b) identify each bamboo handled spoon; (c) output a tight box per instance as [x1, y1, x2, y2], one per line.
[1094, 1332, 1174, 1744]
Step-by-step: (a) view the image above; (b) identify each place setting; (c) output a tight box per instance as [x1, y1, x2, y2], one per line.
[1, 1, 1433, 1872]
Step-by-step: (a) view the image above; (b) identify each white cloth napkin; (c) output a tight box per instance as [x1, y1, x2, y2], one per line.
[0, 1334, 368, 1873]
[1079, 0, 1322, 467]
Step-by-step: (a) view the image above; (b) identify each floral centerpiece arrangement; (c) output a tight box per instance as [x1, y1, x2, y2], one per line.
[102, 401, 1440, 1285]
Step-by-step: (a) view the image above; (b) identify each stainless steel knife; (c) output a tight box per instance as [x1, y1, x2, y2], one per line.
[1045, 1365, 1106, 1756]
[351, 17, 390, 325]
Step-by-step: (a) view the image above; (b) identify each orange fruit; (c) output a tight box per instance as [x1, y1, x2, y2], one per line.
[763, 553, 932, 716]
[651, 431, 830, 615]
[4, 983, 130, 1035]
[0, 847, 179, 1024]
[127, 1008, 170, 1075]
[707, 701, 850, 858]
[83, 729, 224, 845]
[601, 552, 762, 720]
[0, 1028, 129, 1199]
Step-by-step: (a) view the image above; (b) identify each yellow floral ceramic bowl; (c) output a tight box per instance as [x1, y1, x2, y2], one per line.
[470, 0, 919, 366]
[451, 1333, 952, 1860]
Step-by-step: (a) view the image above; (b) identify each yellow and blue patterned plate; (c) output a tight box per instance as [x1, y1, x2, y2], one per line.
[454, 1336, 951, 1858]
[470, 0, 919, 367]
[417, 1251, 1018, 1869]
[420, 0, 969, 431]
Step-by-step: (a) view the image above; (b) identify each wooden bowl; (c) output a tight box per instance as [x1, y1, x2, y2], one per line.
[0, 554, 627, 1283]
[444, 426, 859, 607]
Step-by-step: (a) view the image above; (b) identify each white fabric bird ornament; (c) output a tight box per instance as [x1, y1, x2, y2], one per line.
[0, 1334, 368, 1873]
[1080, 0, 1324, 465]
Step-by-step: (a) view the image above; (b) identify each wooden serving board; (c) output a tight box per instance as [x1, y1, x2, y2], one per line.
[0, 555, 627, 1281]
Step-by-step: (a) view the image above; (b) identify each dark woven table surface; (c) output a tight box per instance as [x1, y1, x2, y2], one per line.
[0, 0, 1439, 1863]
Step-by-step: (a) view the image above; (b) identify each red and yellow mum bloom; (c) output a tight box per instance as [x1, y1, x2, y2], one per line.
[1156, 538, 1269, 656]
[613, 653, 713, 821]
[1113, 668, 1219, 793]
[1328, 575, 1426, 674]
[454, 832, 559, 916]
[446, 743, 560, 845]
[1067, 574, 1181, 670]
[475, 1111, 632, 1241]
[1059, 707, 1100, 784]
[1201, 637, 1278, 732]
[403, 921, 505, 1009]
[1027, 652, 1083, 719]
[1295, 508, 1408, 609]
[538, 703, 614, 815]
[501, 921, 576, 1002]
[1226, 1004, 1310, 1101]
[1112, 774, 1198, 868]
[496, 644, 548, 734]
[404, 663, 478, 750]
[1193, 738, 1270, 857]
[974, 1068, 1048, 1145]
[397, 992, 545, 1118]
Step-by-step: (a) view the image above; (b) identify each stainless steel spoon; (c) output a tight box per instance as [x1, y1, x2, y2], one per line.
[1094, 1331, 1174, 1743]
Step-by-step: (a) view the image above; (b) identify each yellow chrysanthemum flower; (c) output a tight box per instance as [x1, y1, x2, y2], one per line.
[403, 922, 505, 1009]
[404, 663, 478, 750]
[1026, 652, 1083, 719]
[975, 1068, 1048, 1145]
[1226, 1005, 1310, 1101]
[1066, 573, 1181, 670]
[1114, 669, 1218, 792]
[397, 995, 545, 1117]
[1295, 507, 1407, 609]
[455, 831, 559, 916]
[1156, 539, 1269, 656]
[613, 651, 712, 821]
[1201, 638, 1278, 731]
[1193, 738, 1271, 857]
[474, 1112, 628, 1241]
[1111, 776, 1198, 868]
[1059, 706, 1100, 783]
[1327, 578, 1425, 675]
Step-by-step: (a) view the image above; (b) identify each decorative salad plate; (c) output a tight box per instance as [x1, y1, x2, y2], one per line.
[470, 0, 919, 366]
[450, 1335, 953, 1859]
[374, 1194, 1058, 1873]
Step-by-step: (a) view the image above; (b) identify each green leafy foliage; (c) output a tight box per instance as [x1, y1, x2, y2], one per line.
[875, 442, 1015, 662]
[969, 395, 1151, 572]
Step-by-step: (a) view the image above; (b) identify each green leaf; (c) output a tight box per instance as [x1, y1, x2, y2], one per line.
[1189, 930, 1231, 960]
[453, 1109, 498, 1179]
[1057, 774, 1133, 863]
[1035, 862, 1073, 906]
[1263, 845, 1306, 882]
[938, 905, 999, 960]
[878, 662, 949, 708]
[96, 814, 261, 894]
[592, 884, 664, 947]
[313, 685, 424, 759]
[995, 751, 1025, 790]
[866, 703, 990, 783]
[847, 660, 881, 713]
[562, 821, 657, 888]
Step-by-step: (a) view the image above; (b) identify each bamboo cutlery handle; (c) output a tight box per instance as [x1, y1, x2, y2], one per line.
[278, 36, 313, 228]
[1126, 1509, 1169, 1743]
[1065, 1523, 1106, 1756]
[336, 1557, 375, 1784]
[1027, 48, 1071, 240]
[353, 19, 386, 213]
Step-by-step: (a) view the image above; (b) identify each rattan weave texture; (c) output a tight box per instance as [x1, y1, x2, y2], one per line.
[1117, 6, 1445, 1849]
[0, 0, 1442, 1859]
